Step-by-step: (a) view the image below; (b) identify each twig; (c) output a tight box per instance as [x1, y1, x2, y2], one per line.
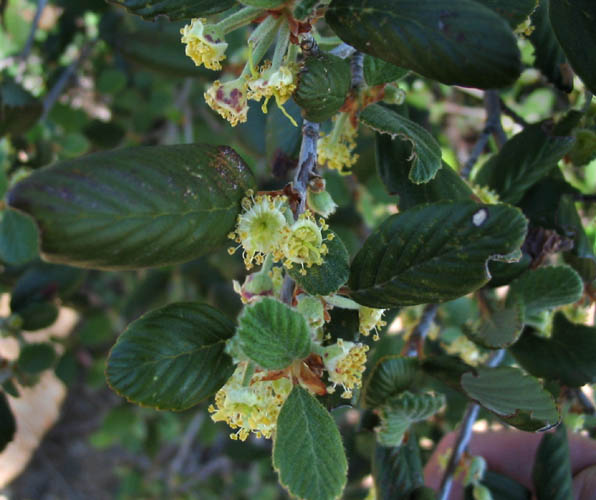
[499, 98, 529, 128]
[460, 90, 507, 178]
[438, 349, 505, 500]
[350, 51, 364, 89]
[20, 0, 46, 61]
[294, 119, 320, 215]
[41, 40, 96, 119]
[403, 304, 439, 357]
[167, 412, 204, 486]
[329, 42, 356, 59]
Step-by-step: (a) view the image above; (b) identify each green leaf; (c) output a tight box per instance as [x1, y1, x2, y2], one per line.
[477, 471, 532, 500]
[108, 0, 235, 20]
[237, 298, 311, 369]
[361, 104, 442, 184]
[473, 0, 538, 27]
[375, 132, 473, 209]
[17, 343, 56, 374]
[294, 52, 351, 123]
[362, 355, 419, 409]
[549, 0, 596, 94]
[377, 391, 445, 447]
[349, 201, 527, 308]
[363, 56, 408, 86]
[529, 0, 574, 93]
[0, 75, 42, 138]
[288, 231, 349, 296]
[0, 392, 16, 453]
[273, 386, 347, 500]
[532, 423, 573, 500]
[509, 312, 596, 387]
[106, 302, 235, 410]
[372, 433, 424, 500]
[466, 302, 525, 349]
[506, 265, 583, 315]
[266, 99, 302, 166]
[326, 0, 521, 89]
[7, 144, 255, 270]
[18, 302, 59, 331]
[461, 366, 559, 431]
[0, 208, 39, 266]
[240, 0, 284, 6]
[474, 123, 575, 204]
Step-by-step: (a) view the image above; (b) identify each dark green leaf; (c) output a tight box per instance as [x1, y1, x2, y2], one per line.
[361, 104, 442, 184]
[273, 386, 347, 500]
[18, 302, 59, 331]
[326, 0, 521, 88]
[0, 392, 15, 452]
[106, 302, 235, 410]
[0, 76, 42, 138]
[8, 144, 255, 270]
[529, 0, 574, 93]
[0, 209, 39, 266]
[487, 253, 532, 288]
[377, 391, 445, 447]
[461, 366, 559, 431]
[240, 0, 284, 6]
[362, 355, 419, 409]
[532, 423, 573, 500]
[17, 343, 56, 374]
[266, 98, 302, 166]
[375, 132, 473, 209]
[237, 298, 311, 369]
[549, 0, 596, 94]
[372, 433, 424, 500]
[288, 231, 349, 296]
[349, 201, 527, 308]
[363, 56, 409, 86]
[473, 0, 537, 27]
[569, 129, 596, 167]
[509, 312, 596, 387]
[294, 52, 351, 123]
[466, 302, 525, 349]
[506, 265, 583, 315]
[477, 471, 532, 500]
[474, 123, 575, 204]
[108, 0, 235, 20]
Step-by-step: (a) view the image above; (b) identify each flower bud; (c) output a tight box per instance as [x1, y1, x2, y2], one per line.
[307, 188, 337, 218]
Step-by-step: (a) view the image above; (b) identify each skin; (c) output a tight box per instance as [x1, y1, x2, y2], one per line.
[424, 430, 596, 499]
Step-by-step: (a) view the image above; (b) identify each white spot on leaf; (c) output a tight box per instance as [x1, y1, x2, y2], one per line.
[472, 209, 488, 227]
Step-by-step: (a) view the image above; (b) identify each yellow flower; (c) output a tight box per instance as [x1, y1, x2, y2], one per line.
[204, 78, 250, 127]
[180, 18, 228, 70]
[228, 190, 292, 269]
[444, 336, 488, 366]
[209, 364, 293, 441]
[359, 307, 387, 341]
[322, 339, 369, 399]
[283, 211, 332, 275]
[317, 112, 359, 175]
[248, 62, 298, 124]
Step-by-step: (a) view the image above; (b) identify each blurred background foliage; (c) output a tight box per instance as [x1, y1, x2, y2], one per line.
[0, 0, 595, 498]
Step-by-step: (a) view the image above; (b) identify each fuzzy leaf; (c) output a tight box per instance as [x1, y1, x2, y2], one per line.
[107, 302, 235, 410]
[362, 356, 419, 409]
[0, 209, 39, 266]
[349, 201, 528, 308]
[532, 423, 573, 500]
[108, 0, 235, 20]
[363, 56, 409, 86]
[549, 0, 596, 94]
[237, 298, 311, 369]
[509, 312, 596, 387]
[473, 0, 538, 27]
[361, 104, 442, 184]
[474, 123, 575, 204]
[273, 386, 347, 500]
[506, 265, 583, 315]
[377, 391, 445, 447]
[288, 231, 349, 296]
[326, 0, 521, 89]
[461, 366, 559, 431]
[7, 144, 255, 270]
[466, 302, 525, 349]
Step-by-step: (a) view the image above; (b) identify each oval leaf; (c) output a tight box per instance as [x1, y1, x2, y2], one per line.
[273, 386, 348, 500]
[108, 0, 236, 20]
[466, 302, 525, 349]
[288, 231, 349, 296]
[326, 0, 521, 88]
[461, 366, 559, 431]
[7, 144, 255, 270]
[474, 0, 538, 27]
[237, 298, 311, 369]
[549, 0, 596, 94]
[363, 56, 409, 86]
[107, 302, 235, 410]
[0, 208, 39, 266]
[532, 423, 573, 500]
[361, 104, 442, 184]
[17, 343, 56, 374]
[349, 201, 528, 308]
[362, 355, 419, 409]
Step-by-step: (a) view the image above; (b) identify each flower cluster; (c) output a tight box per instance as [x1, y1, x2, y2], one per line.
[228, 190, 332, 274]
[359, 307, 387, 341]
[317, 112, 360, 175]
[180, 18, 228, 71]
[322, 339, 369, 399]
[209, 363, 293, 441]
